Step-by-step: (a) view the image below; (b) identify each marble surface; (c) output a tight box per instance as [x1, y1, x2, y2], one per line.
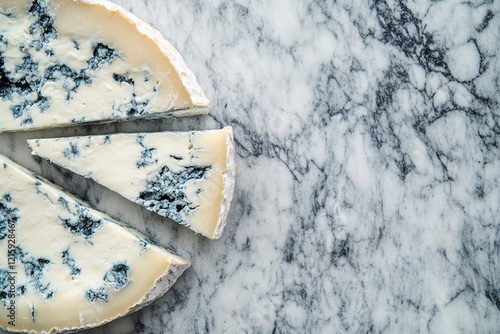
[1, 0, 500, 333]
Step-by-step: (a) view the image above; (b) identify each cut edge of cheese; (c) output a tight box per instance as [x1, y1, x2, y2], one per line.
[73, 0, 211, 110]
[0, 154, 190, 333]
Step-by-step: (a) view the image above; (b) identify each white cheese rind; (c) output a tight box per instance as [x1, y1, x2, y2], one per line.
[0, 0, 210, 132]
[28, 127, 236, 239]
[0, 154, 190, 333]
[212, 128, 236, 239]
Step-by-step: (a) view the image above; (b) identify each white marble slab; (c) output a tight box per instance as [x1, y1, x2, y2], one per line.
[1, 0, 499, 333]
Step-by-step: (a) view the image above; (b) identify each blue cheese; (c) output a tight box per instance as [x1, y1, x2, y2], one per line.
[0, 0, 210, 132]
[29, 127, 236, 239]
[0, 154, 190, 333]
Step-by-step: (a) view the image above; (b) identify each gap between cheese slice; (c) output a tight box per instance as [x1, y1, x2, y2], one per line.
[0, 154, 190, 333]
[28, 127, 236, 239]
[0, 0, 210, 132]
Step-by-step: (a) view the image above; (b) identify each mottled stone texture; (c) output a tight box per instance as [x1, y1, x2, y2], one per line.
[1, 0, 499, 333]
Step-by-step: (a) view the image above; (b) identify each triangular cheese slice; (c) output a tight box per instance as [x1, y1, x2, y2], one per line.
[0, 0, 209, 132]
[29, 127, 236, 239]
[0, 154, 190, 333]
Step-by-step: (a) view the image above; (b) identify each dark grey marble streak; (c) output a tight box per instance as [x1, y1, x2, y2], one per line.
[0, 0, 499, 333]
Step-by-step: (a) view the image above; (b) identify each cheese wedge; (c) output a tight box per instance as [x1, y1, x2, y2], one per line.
[29, 127, 236, 239]
[0, 0, 209, 132]
[0, 154, 190, 333]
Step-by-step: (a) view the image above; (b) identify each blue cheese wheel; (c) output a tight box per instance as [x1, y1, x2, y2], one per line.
[0, 154, 190, 333]
[29, 127, 236, 239]
[0, 0, 210, 131]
